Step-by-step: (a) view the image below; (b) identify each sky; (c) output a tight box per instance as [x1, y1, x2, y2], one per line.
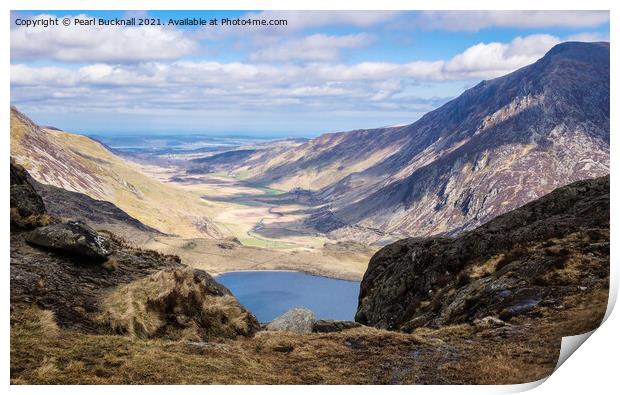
[10, 10, 610, 137]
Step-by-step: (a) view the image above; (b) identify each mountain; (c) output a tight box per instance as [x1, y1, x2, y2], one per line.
[223, 42, 610, 239]
[356, 175, 609, 331]
[10, 107, 223, 239]
[33, 181, 162, 244]
[11, 158, 155, 242]
[226, 125, 410, 191]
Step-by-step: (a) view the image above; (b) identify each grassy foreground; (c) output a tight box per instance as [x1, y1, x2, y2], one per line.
[11, 284, 607, 385]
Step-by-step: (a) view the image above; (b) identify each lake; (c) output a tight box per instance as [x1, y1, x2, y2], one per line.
[217, 271, 361, 323]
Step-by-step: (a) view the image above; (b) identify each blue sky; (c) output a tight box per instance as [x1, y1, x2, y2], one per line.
[10, 10, 610, 137]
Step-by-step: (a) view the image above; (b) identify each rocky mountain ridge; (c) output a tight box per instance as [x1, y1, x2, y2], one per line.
[211, 42, 609, 241]
[328, 42, 609, 238]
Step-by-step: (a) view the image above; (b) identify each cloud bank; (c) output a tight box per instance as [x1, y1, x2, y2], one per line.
[11, 13, 198, 63]
[9, 10, 610, 133]
[12, 34, 566, 116]
[416, 11, 609, 31]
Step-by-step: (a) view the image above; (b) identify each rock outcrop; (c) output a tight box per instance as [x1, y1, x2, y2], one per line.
[26, 221, 113, 260]
[11, 228, 182, 333]
[10, 163, 257, 340]
[313, 319, 362, 333]
[34, 181, 162, 243]
[356, 175, 609, 331]
[10, 161, 52, 229]
[266, 308, 316, 333]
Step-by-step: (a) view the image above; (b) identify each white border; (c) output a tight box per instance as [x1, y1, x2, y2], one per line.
[3, 1, 617, 394]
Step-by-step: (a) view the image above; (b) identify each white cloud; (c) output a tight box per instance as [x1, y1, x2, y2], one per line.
[566, 32, 610, 42]
[444, 34, 561, 79]
[417, 11, 609, 31]
[249, 33, 374, 62]
[11, 13, 198, 62]
[9, 34, 571, 116]
[10, 60, 439, 115]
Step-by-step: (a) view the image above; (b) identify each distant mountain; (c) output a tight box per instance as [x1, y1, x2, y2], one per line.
[10, 108, 223, 239]
[228, 125, 409, 191]
[231, 42, 610, 239]
[188, 149, 260, 174]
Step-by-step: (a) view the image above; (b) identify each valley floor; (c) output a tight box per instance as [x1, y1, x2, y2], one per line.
[10, 285, 607, 384]
[134, 164, 377, 281]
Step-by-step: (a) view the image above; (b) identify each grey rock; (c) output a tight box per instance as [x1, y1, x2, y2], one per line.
[26, 220, 112, 260]
[266, 307, 316, 333]
[10, 161, 47, 224]
[499, 297, 542, 321]
[313, 319, 362, 333]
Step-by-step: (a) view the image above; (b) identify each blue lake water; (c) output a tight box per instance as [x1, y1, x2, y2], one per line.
[217, 271, 361, 323]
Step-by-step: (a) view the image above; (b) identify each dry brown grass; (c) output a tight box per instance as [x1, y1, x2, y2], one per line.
[102, 257, 119, 271]
[10, 307, 429, 385]
[495, 246, 529, 271]
[463, 345, 546, 384]
[468, 253, 505, 278]
[97, 229, 182, 263]
[11, 307, 60, 337]
[97, 268, 257, 341]
[10, 289, 607, 385]
[10, 208, 56, 229]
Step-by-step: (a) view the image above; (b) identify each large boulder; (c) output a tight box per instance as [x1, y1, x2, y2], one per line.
[26, 221, 112, 260]
[266, 307, 316, 333]
[98, 267, 260, 340]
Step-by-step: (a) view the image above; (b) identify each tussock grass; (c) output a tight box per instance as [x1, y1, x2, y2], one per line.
[97, 268, 258, 341]
[102, 257, 119, 271]
[11, 287, 608, 385]
[495, 246, 528, 271]
[97, 229, 182, 263]
[468, 254, 505, 278]
[10, 208, 56, 229]
[462, 346, 545, 384]
[11, 306, 60, 337]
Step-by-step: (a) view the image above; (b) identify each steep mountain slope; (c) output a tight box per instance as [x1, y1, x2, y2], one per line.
[34, 181, 162, 244]
[10, 108, 223, 239]
[328, 42, 609, 236]
[228, 42, 610, 239]
[226, 125, 409, 191]
[356, 175, 609, 331]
